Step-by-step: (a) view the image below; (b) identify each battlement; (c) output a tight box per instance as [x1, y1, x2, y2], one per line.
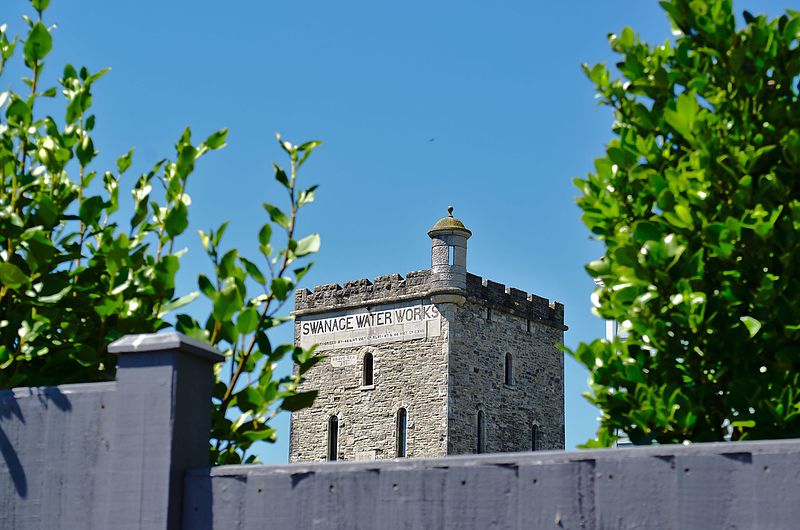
[294, 270, 432, 314]
[466, 273, 564, 325]
[295, 269, 564, 327]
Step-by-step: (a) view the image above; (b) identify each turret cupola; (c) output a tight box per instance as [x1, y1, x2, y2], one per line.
[427, 206, 471, 301]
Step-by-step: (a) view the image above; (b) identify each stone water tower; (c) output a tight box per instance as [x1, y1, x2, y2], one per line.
[289, 208, 565, 462]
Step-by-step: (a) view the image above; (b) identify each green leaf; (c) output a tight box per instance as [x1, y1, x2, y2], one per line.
[633, 221, 661, 243]
[165, 202, 189, 238]
[35, 195, 58, 227]
[620, 27, 635, 48]
[280, 390, 318, 412]
[297, 140, 322, 152]
[89, 67, 110, 84]
[293, 262, 313, 283]
[271, 277, 293, 301]
[158, 291, 199, 318]
[6, 98, 31, 126]
[62, 63, 78, 81]
[38, 285, 71, 304]
[175, 143, 197, 179]
[154, 255, 180, 291]
[0, 263, 28, 289]
[237, 307, 260, 335]
[212, 280, 243, 322]
[117, 149, 134, 174]
[263, 203, 291, 230]
[274, 164, 290, 188]
[298, 185, 318, 207]
[219, 249, 238, 279]
[297, 140, 322, 166]
[24, 21, 52, 64]
[78, 196, 105, 226]
[241, 428, 276, 442]
[240, 257, 266, 285]
[198, 230, 210, 251]
[740, 316, 761, 338]
[276, 133, 295, 156]
[298, 355, 324, 376]
[198, 274, 215, 297]
[32, 0, 51, 12]
[238, 386, 265, 412]
[76, 134, 95, 166]
[664, 92, 698, 141]
[213, 222, 229, 247]
[258, 223, 272, 247]
[203, 128, 228, 150]
[294, 233, 320, 257]
[175, 314, 208, 341]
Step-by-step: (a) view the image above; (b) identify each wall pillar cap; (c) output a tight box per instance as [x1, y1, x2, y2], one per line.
[108, 332, 224, 363]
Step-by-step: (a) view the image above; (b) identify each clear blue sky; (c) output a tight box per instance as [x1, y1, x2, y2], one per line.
[4, 0, 789, 462]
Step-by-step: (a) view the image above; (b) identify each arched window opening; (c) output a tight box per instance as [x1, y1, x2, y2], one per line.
[396, 408, 408, 457]
[327, 415, 339, 461]
[363, 352, 374, 386]
[477, 410, 486, 454]
[504, 353, 513, 386]
[531, 424, 539, 451]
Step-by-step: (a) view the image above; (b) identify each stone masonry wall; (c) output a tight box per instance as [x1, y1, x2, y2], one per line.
[448, 275, 565, 454]
[290, 271, 449, 462]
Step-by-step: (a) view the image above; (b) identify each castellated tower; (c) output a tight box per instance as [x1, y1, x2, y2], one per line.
[289, 208, 565, 462]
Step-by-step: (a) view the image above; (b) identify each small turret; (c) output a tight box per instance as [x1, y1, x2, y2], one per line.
[427, 206, 471, 303]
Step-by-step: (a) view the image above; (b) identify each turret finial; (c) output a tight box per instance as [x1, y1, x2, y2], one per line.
[428, 206, 471, 238]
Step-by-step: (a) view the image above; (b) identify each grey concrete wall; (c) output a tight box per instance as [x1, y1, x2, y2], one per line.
[4, 334, 800, 530]
[0, 333, 223, 530]
[0, 382, 116, 529]
[185, 438, 800, 530]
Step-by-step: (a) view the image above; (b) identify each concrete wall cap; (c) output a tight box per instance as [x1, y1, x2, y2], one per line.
[108, 332, 224, 363]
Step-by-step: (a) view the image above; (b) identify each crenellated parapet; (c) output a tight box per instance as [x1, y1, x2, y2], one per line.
[294, 269, 564, 329]
[466, 273, 565, 329]
[294, 270, 432, 315]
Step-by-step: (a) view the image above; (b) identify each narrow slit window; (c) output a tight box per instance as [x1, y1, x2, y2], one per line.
[531, 424, 539, 451]
[487, 307, 492, 322]
[396, 408, 408, 457]
[327, 415, 339, 461]
[448, 245, 455, 265]
[526, 319, 531, 333]
[363, 352, 374, 386]
[505, 353, 513, 386]
[477, 410, 486, 454]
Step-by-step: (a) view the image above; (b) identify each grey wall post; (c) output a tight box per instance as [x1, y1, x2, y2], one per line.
[108, 333, 223, 530]
[0, 332, 222, 530]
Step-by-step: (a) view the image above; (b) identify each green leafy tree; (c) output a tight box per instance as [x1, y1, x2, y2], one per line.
[190, 138, 325, 464]
[0, 0, 322, 464]
[571, 0, 800, 446]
